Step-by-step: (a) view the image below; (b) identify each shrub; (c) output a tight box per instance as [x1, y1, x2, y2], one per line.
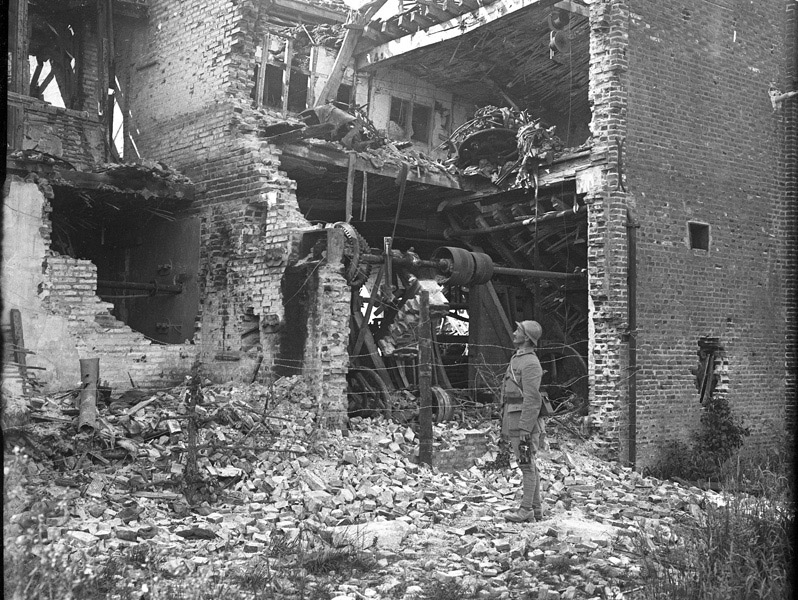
[648, 395, 750, 482]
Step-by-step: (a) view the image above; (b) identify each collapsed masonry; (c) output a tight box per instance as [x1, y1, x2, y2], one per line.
[8, 0, 791, 467]
[2, 0, 605, 445]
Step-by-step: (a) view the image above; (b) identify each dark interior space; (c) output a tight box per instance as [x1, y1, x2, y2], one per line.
[47, 185, 200, 344]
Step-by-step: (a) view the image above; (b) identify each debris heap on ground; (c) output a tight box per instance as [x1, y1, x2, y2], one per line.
[4, 380, 739, 600]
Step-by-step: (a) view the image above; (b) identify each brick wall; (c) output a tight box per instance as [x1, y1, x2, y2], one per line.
[115, 0, 351, 416]
[782, 1, 797, 447]
[622, 0, 793, 465]
[8, 92, 105, 168]
[43, 255, 197, 389]
[2, 179, 196, 392]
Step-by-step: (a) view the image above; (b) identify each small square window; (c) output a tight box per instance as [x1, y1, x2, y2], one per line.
[688, 222, 710, 251]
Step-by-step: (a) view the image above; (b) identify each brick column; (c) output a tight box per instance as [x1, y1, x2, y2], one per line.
[586, 0, 631, 460]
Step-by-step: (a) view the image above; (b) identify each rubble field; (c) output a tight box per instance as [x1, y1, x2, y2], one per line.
[1, 379, 769, 600]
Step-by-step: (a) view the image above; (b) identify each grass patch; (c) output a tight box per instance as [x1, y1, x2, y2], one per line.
[302, 547, 376, 577]
[635, 462, 795, 600]
[420, 579, 476, 600]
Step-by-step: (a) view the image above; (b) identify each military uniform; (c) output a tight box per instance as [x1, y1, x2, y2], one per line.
[501, 345, 544, 519]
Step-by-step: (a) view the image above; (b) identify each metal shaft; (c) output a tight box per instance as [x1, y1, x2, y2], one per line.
[96, 280, 183, 294]
[360, 253, 584, 281]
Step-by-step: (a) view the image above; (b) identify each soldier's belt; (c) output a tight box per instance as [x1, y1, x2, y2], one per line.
[504, 397, 523, 405]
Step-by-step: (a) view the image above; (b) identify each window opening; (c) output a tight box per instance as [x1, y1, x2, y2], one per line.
[411, 102, 431, 143]
[389, 96, 432, 143]
[252, 34, 309, 114]
[688, 221, 710, 251]
[28, 57, 66, 107]
[110, 77, 125, 158]
[336, 83, 353, 107]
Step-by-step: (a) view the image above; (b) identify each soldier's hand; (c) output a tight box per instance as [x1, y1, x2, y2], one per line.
[519, 430, 530, 442]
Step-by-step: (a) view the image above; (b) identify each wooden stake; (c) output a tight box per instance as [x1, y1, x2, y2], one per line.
[78, 358, 100, 432]
[256, 34, 269, 107]
[281, 37, 294, 117]
[345, 152, 356, 223]
[418, 290, 433, 466]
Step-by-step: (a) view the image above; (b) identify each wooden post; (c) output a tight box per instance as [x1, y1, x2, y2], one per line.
[9, 309, 28, 394]
[345, 152, 356, 223]
[418, 290, 433, 466]
[315, 0, 389, 106]
[9, 0, 29, 94]
[77, 358, 100, 432]
[256, 34, 269, 107]
[281, 37, 294, 116]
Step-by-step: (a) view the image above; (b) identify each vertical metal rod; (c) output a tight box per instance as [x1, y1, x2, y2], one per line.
[345, 152, 356, 223]
[418, 290, 433, 466]
[626, 209, 639, 469]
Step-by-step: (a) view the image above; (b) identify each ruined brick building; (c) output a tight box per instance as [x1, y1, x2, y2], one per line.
[4, 0, 796, 468]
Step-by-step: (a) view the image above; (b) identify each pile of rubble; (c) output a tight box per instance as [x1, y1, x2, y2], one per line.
[4, 380, 726, 599]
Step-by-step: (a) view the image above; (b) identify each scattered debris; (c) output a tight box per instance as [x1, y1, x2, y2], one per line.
[3, 379, 737, 599]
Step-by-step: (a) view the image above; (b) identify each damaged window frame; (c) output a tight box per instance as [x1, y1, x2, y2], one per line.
[389, 95, 433, 144]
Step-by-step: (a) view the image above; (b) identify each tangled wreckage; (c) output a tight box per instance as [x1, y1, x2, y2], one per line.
[4, 0, 795, 467]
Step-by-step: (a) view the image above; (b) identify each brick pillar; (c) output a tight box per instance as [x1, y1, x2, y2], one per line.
[586, 0, 631, 460]
[302, 228, 351, 429]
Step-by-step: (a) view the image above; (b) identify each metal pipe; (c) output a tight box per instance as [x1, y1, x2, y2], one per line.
[360, 253, 585, 281]
[97, 280, 183, 294]
[445, 205, 587, 238]
[492, 266, 585, 281]
[626, 209, 639, 469]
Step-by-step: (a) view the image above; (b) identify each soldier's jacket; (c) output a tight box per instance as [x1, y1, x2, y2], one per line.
[501, 346, 543, 432]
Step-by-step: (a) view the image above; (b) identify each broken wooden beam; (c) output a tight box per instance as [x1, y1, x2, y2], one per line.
[78, 358, 100, 433]
[316, 0, 390, 105]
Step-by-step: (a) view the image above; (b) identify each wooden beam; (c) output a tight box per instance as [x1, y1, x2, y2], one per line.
[417, 0, 452, 21]
[410, 11, 436, 30]
[9, 0, 29, 95]
[256, 34, 269, 107]
[316, 0, 390, 106]
[279, 142, 463, 190]
[554, 0, 589, 18]
[418, 290, 433, 466]
[267, 0, 347, 23]
[398, 13, 421, 33]
[356, 0, 554, 71]
[381, 18, 407, 39]
[5, 159, 195, 200]
[281, 37, 294, 117]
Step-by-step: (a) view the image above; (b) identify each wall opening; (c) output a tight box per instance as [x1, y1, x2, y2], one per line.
[389, 96, 432, 143]
[47, 186, 199, 344]
[688, 221, 710, 250]
[279, 267, 311, 376]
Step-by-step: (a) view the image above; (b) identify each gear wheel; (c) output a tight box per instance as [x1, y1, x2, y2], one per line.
[332, 222, 372, 287]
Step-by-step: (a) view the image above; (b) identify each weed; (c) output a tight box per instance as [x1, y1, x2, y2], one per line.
[545, 554, 575, 575]
[647, 396, 750, 482]
[302, 547, 376, 577]
[235, 559, 274, 592]
[634, 465, 794, 600]
[420, 579, 476, 600]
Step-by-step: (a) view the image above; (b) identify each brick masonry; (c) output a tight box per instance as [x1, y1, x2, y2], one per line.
[586, 0, 795, 466]
[115, 0, 351, 419]
[2, 179, 197, 392]
[7, 92, 105, 169]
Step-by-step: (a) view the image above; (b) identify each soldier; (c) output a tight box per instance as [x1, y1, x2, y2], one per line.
[501, 320, 544, 523]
